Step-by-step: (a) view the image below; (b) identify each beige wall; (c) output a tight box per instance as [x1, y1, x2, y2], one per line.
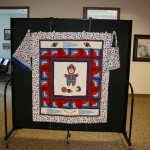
[0, 0, 150, 94]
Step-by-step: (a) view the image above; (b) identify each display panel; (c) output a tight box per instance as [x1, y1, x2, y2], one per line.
[11, 18, 132, 132]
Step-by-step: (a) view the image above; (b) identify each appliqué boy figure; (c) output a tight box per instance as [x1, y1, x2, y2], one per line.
[64, 64, 79, 86]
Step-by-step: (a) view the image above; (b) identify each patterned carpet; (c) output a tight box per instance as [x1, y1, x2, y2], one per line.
[0, 82, 150, 150]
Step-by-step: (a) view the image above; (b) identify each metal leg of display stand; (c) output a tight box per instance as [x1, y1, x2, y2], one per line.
[3, 79, 15, 148]
[122, 82, 134, 150]
[66, 130, 71, 144]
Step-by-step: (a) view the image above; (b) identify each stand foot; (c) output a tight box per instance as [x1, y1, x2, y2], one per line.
[5, 141, 8, 148]
[66, 130, 71, 144]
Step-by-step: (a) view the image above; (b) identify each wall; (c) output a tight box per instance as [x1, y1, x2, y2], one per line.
[0, 0, 150, 94]
[0, 14, 26, 73]
[0, 15, 11, 59]
[0, 14, 26, 58]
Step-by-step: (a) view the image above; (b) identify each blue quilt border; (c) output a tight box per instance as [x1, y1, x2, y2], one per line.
[11, 57, 32, 74]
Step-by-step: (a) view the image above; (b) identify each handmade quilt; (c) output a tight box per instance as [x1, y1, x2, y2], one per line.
[12, 30, 120, 124]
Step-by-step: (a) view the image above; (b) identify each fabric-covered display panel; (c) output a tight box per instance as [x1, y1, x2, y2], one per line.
[11, 18, 132, 132]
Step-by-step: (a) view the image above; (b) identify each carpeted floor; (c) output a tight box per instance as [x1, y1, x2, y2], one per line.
[0, 81, 150, 150]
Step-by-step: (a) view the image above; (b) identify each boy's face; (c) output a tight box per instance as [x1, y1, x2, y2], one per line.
[69, 68, 74, 74]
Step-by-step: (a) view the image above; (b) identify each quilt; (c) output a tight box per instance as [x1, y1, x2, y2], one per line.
[12, 30, 120, 124]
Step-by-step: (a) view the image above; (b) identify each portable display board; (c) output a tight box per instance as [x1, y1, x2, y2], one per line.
[11, 18, 132, 132]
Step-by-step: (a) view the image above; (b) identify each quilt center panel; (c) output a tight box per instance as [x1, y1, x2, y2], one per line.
[39, 40, 103, 116]
[52, 59, 90, 97]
